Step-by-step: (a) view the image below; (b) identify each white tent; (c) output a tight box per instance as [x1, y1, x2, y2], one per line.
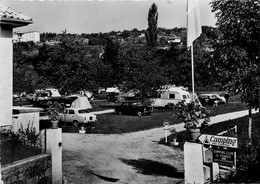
[106, 87, 120, 93]
[68, 95, 92, 109]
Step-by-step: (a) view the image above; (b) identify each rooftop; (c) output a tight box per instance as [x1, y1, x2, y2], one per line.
[0, 3, 33, 27]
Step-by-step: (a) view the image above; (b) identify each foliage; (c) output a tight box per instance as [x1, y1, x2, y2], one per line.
[13, 64, 42, 93]
[13, 26, 219, 94]
[172, 101, 210, 129]
[13, 42, 43, 93]
[34, 35, 107, 93]
[210, 0, 260, 104]
[40, 32, 57, 42]
[210, 0, 260, 140]
[160, 44, 192, 87]
[16, 122, 40, 147]
[46, 102, 61, 121]
[145, 3, 158, 47]
[118, 45, 167, 99]
[102, 38, 123, 87]
[1, 123, 42, 166]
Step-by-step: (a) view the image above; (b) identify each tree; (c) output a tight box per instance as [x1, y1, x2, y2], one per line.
[34, 35, 106, 93]
[13, 65, 41, 93]
[121, 30, 130, 39]
[102, 38, 124, 87]
[119, 45, 167, 101]
[145, 3, 158, 47]
[210, 0, 260, 141]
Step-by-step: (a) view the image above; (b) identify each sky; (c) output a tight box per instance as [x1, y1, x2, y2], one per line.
[2, 0, 217, 34]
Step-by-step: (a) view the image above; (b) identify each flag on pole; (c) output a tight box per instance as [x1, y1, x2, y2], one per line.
[187, 0, 202, 47]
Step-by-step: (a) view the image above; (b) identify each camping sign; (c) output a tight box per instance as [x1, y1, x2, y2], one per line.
[198, 134, 238, 148]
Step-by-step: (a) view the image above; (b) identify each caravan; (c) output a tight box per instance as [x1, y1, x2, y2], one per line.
[152, 86, 191, 108]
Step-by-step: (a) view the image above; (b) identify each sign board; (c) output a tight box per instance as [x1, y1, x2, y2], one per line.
[198, 134, 238, 148]
[213, 148, 235, 166]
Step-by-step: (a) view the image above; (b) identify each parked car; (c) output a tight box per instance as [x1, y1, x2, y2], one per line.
[96, 90, 109, 100]
[59, 108, 97, 127]
[107, 92, 125, 102]
[198, 94, 226, 106]
[29, 88, 63, 108]
[114, 101, 153, 117]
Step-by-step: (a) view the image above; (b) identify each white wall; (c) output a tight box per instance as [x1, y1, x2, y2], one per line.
[0, 36, 13, 126]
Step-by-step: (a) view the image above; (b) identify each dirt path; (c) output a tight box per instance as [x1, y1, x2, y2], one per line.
[62, 110, 256, 184]
[62, 128, 184, 184]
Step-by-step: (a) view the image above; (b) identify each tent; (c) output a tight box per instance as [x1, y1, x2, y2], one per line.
[106, 87, 120, 93]
[67, 95, 92, 109]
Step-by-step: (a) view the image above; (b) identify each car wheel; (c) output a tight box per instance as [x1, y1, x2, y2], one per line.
[137, 111, 142, 117]
[73, 121, 79, 127]
[118, 111, 122, 115]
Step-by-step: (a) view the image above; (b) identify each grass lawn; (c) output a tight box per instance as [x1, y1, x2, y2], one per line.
[92, 101, 248, 134]
[93, 109, 175, 134]
[61, 95, 248, 134]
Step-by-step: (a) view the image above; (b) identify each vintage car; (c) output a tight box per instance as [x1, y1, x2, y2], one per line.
[198, 94, 226, 106]
[114, 101, 153, 116]
[59, 107, 97, 127]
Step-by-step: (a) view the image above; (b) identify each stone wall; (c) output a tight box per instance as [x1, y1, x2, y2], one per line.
[1, 154, 51, 184]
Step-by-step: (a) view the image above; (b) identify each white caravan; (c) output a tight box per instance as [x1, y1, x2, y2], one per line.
[152, 86, 191, 107]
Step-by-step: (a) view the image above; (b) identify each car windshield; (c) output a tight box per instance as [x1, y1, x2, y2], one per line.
[78, 109, 89, 114]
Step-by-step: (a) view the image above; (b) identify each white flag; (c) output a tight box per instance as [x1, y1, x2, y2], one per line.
[187, 0, 202, 47]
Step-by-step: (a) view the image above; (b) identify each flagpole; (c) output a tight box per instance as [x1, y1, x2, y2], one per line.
[191, 44, 195, 102]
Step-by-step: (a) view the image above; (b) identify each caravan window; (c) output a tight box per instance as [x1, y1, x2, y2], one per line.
[169, 94, 175, 99]
[182, 95, 187, 99]
[68, 110, 75, 114]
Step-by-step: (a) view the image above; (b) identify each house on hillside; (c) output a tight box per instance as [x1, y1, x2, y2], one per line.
[167, 34, 181, 43]
[13, 31, 40, 43]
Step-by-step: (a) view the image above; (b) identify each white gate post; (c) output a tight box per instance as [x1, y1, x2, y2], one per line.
[184, 141, 204, 184]
[46, 128, 63, 184]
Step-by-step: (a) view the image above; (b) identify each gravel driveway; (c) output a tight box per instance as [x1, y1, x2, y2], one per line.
[62, 109, 256, 184]
[62, 127, 184, 184]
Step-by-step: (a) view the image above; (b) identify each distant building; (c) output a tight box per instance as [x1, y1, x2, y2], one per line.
[138, 33, 145, 38]
[167, 34, 181, 43]
[13, 31, 40, 43]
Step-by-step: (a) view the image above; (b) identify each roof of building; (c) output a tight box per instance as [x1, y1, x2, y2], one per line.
[0, 3, 33, 27]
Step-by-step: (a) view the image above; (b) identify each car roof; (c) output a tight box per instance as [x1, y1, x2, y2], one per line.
[65, 108, 87, 110]
[200, 94, 219, 96]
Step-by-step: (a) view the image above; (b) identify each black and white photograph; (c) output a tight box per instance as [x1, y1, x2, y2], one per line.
[0, 0, 259, 183]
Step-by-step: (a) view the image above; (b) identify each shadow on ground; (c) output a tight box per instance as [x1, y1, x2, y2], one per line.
[120, 158, 184, 179]
[89, 172, 120, 182]
[73, 165, 121, 183]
